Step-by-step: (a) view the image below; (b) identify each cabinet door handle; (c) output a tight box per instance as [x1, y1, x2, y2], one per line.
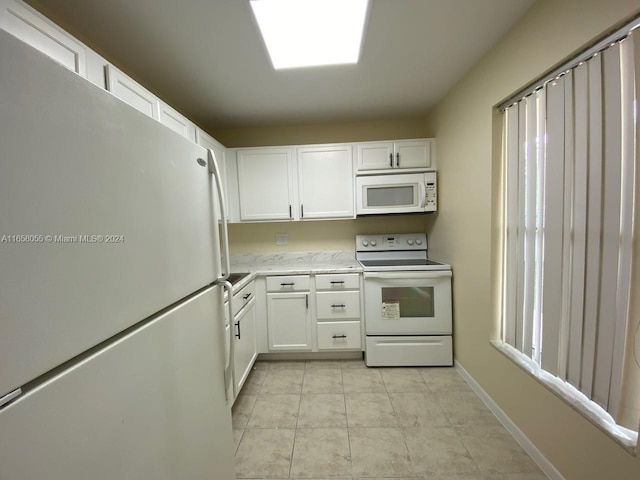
[301, 204, 304, 218]
[234, 320, 241, 339]
[396, 152, 400, 167]
[332, 334, 347, 339]
[280, 282, 295, 287]
[306, 294, 309, 309]
[331, 304, 346, 308]
[289, 204, 292, 219]
[389, 153, 393, 167]
[242, 292, 252, 300]
[329, 281, 345, 285]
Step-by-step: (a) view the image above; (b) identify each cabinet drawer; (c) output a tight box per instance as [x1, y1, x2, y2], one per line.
[232, 281, 255, 317]
[317, 322, 361, 350]
[316, 291, 360, 319]
[315, 273, 360, 290]
[266, 275, 310, 292]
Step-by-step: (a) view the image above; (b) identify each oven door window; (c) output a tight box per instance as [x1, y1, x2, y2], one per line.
[381, 286, 434, 319]
[366, 185, 415, 207]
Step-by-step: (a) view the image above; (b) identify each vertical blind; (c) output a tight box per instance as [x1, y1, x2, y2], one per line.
[501, 29, 640, 431]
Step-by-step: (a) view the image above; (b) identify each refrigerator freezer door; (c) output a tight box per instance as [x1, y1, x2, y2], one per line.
[0, 31, 222, 396]
[0, 286, 235, 480]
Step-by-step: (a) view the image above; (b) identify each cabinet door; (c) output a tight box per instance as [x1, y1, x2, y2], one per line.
[356, 141, 394, 170]
[395, 139, 433, 169]
[233, 299, 257, 396]
[237, 148, 294, 221]
[105, 65, 160, 119]
[0, 0, 87, 76]
[159, 101, 196, 141]
[297, 145, 354, 219]
[267, 293, 312, 351]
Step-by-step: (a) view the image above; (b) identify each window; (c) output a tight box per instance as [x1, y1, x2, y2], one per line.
[500, 26, 640, 448]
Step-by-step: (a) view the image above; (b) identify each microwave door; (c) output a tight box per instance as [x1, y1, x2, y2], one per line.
[357, 180, 423, 215]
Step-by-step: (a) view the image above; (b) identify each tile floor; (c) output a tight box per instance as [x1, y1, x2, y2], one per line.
[232, 359, 548, 480]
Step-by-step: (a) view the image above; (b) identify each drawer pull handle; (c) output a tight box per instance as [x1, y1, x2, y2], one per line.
[280, 282, 295, 286]
[332, 334, 347, 339]
[242, 292, 252, 300]
[331, 304, 346, 308]
[330, 281, 345, 285]
[235, 321, 241, 340]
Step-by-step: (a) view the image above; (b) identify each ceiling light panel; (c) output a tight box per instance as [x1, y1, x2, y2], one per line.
[250, 0, 369, 70]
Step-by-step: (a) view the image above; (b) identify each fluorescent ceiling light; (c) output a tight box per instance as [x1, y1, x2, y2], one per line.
[250, 0, 369, 70]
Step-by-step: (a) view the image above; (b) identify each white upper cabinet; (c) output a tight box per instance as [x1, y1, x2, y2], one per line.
[237, 148, 295, 221]
[297, 144, 354, 219]
[356, 141, 395, 170]
[105, 65, 160, 120]
[159, 101, 197, 141]
[356, 138, 435, 171]
[0, 0, 87, 76]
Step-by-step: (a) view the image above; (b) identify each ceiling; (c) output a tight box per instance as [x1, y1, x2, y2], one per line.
[26, 0, 534, 130]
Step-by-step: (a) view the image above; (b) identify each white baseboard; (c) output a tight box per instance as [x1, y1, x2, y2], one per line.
[454, 360, 565, 480]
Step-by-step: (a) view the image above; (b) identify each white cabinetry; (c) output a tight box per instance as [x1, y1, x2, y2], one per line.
[234, 144, 355, 222]
[356, 139, 435, 171]
[105, 65, 160, 120]
[315, 273, 362, 351]
[232, 281, 257, 397]
[266, 275, 312, 351]
[237, 148, 295, 221]
[297, 144, 354, 219]
[0, 0, 87, 76]
[159, 101, 196, 141]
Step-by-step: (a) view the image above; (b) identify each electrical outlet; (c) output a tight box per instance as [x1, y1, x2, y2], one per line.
[275, 233, 288, 246]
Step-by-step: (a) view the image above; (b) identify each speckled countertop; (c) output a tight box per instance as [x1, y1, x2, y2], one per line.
[228, 250, 362, 290]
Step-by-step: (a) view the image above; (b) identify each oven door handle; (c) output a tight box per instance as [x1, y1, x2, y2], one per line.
[363, 271, 452, 279]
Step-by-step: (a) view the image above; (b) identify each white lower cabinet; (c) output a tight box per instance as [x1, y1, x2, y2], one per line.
[315, 273, 362, 352]
[233, 297, 257, 395]
[317, 321, 361, 350]
[266, 275, 312, 351]
[227, 280, 258, 401]
[316, 291, 360, 319]
[267, 292, 312, 351]
[262, 273, 362, 353]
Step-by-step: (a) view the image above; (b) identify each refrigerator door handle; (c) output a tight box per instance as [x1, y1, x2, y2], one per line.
[208, 149, 230, 281]
[0, 388, 22, 409]
[218, 280, 234, 401]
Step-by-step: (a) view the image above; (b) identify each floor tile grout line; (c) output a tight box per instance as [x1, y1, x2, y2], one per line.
[288, 427, 297, 479]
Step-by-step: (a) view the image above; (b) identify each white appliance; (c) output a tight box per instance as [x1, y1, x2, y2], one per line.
[0, 31, 236, 479]
[357, 233, 453, 367]
[355, 171, 437, 215]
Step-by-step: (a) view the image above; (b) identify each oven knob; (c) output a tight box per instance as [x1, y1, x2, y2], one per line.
[370, 240, 377, 247]
[415, 238, 423, 245]
[407, 239, 414, 245]
[362, 240, 369, 247]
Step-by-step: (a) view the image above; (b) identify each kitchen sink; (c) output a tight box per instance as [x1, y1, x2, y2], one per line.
[227, 272, 250, 286]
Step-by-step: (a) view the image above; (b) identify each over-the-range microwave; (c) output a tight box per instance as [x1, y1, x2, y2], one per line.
[356, 171, 437, 215]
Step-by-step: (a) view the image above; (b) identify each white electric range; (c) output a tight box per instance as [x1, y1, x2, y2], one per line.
[356, 233, 453, 367]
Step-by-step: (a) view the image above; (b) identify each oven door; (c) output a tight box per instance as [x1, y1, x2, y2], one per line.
[363, 271, 452, 335]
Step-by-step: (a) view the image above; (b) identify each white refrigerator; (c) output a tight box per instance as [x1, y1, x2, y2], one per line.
[0, 30, 236, 479]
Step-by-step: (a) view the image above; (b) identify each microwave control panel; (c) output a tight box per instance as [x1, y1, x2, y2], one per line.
[425, 181, 437, 209]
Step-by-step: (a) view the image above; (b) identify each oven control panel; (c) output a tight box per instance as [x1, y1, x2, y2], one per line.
[356, 233, 427, 251]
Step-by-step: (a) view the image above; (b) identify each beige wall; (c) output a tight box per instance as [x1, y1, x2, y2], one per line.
[220, 117, 433, 254]
[211, 117, 428, 148]
[425, 0, 640, 479]
[228, 215, 434, 254]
